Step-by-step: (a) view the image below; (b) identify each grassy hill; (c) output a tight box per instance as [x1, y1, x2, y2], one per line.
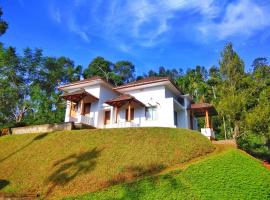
[66, 149, 270, 200]
[0, 128, 214, 199]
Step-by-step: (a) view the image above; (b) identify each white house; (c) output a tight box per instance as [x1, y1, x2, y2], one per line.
[58, 76, 217, 139]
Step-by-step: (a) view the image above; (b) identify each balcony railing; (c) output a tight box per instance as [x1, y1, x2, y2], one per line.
[105, 121, 139, 128]
[68, 115, 94, 126]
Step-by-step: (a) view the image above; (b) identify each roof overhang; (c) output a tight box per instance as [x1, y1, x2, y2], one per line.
[115, 80, 183, 96]
[190, 103, 218, 117]
[58, 76, 115, 92]
[60, 89, 99, 102]
[105, 94, 145, 108]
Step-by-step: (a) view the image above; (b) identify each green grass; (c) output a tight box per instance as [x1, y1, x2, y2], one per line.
[0, 128, 214, 199]
[65, 149, 270, 200]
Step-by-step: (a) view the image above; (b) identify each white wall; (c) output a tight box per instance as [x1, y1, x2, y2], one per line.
[119, 86, 175, 128]
[97, 85, 119, 128]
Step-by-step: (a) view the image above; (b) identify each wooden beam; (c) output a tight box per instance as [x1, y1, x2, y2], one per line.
[80, 99, 84, 115]
[128, 101, 131, 122]
[114, 106, 118, 123]
[205, 109, 210, 128]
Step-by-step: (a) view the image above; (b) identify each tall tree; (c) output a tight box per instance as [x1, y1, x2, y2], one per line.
[83, 57, 112, 81]
[219, 42, 244, 88]
[113, 60, 135, 85]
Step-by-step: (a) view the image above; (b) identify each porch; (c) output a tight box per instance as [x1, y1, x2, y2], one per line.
[61, 89, 98, 127]
[190, 103, 218, 139]
[104, 94, 145, 128]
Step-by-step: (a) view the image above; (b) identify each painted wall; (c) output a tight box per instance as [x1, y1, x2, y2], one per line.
[117, 86, 175, 128]
[97, 85, 118, 128]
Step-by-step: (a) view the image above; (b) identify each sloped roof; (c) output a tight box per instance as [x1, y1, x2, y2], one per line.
[61, 89, 99, 102]
[190, 103, 218, 117]
[58, 76, 114, 90]
[115, 77, 168, 88]
[58, 76, 183, 95]
[105, 94, 145, 107]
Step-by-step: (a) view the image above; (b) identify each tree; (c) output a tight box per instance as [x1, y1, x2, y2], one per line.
[0, 45, 81, 126]
[219, 42, 244, 88]
[83, 57, 112, 81]
[113, 60, 135, 85]
[0, 7, 8, 36]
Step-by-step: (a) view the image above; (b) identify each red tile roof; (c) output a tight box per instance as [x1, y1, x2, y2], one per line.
[58, 76, 113, 90]
[190, 103, 218, 117]
[114, 76, 171, 90]
[58, 76, 183, 94]
[105, 94, 145, 107]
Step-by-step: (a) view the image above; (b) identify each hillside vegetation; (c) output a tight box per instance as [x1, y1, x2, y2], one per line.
[67, 149, 270, 200]
[0, 128, 214, 199]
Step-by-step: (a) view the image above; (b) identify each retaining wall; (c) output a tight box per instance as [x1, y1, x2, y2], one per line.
[11, 122, 74, 135]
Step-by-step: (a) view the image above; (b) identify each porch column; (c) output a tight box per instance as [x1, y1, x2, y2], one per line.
[110, 106, 113, 125]
[128, 101, 131, 122]
[114, 106, 118, 123]
[205, 109, 210, 128]
[80, 99, 84, 115]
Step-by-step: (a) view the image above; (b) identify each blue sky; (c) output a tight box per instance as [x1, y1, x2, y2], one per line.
[1, 0, 270, 76]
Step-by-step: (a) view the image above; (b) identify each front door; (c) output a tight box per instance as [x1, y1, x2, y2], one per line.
[70, 102, 78, 118]
[104, 110, 111, 124]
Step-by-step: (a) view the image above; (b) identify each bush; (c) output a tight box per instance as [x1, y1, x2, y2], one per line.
[237, 132, 270, 162]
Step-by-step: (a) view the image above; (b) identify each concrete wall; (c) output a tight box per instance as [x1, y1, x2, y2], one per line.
[97, 85, 118, 128]
[11, 122, 73, 135]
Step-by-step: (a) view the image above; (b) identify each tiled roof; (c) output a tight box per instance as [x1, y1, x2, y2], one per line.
[114, 76, 170, 90]
[58, 76, 183, 94]
[105, 94, 145, 107]
[190, 103, 218, 117]
[60, 89, 99, 102]
[58, 76, 112, 89]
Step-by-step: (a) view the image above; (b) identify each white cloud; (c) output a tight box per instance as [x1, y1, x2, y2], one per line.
[49, 4, 89, 42]
[48, 0, 270, 49]
[198, 0, 270, 39]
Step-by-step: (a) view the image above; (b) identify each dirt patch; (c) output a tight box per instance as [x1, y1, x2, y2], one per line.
[263, 161, 270, 170]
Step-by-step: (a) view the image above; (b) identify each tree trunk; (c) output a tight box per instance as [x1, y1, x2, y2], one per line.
[223, 116, 227, 139]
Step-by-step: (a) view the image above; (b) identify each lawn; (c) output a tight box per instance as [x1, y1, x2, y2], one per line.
[0, 128, 214, 199]
[66, 149, 270, 200]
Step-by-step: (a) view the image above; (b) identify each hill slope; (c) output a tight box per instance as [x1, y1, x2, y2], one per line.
[66, 149, 270, 200]
[0, 128, 214, 199]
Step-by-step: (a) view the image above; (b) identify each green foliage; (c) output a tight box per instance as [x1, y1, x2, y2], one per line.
[66, 149, 270, 200]
[0, 7, 8, 36]
[83, 57, 135, 86]
[219, 42, 244, 87]
[0, 45, 81, 127]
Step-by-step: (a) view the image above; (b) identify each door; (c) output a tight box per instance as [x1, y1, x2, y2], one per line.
[104, 110, 111, 124]
[70, 102, 78, 118]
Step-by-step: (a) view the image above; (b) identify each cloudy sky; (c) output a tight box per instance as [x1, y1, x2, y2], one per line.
[1, 0, 270, 75]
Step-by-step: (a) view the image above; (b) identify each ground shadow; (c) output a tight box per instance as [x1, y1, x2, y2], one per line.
[105, 163, 166, 187]
[88, 170, 185, 200]
[45, 147, 102, 197]
[0, 133, 49, 163]
[0, 179, 9, 190]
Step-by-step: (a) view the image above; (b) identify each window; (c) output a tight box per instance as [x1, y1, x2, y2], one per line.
[83, 103, 91, 115]
[145, 106, 157, 120]
[174, 111, 178, 126]
[125, 108, 134, 121]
